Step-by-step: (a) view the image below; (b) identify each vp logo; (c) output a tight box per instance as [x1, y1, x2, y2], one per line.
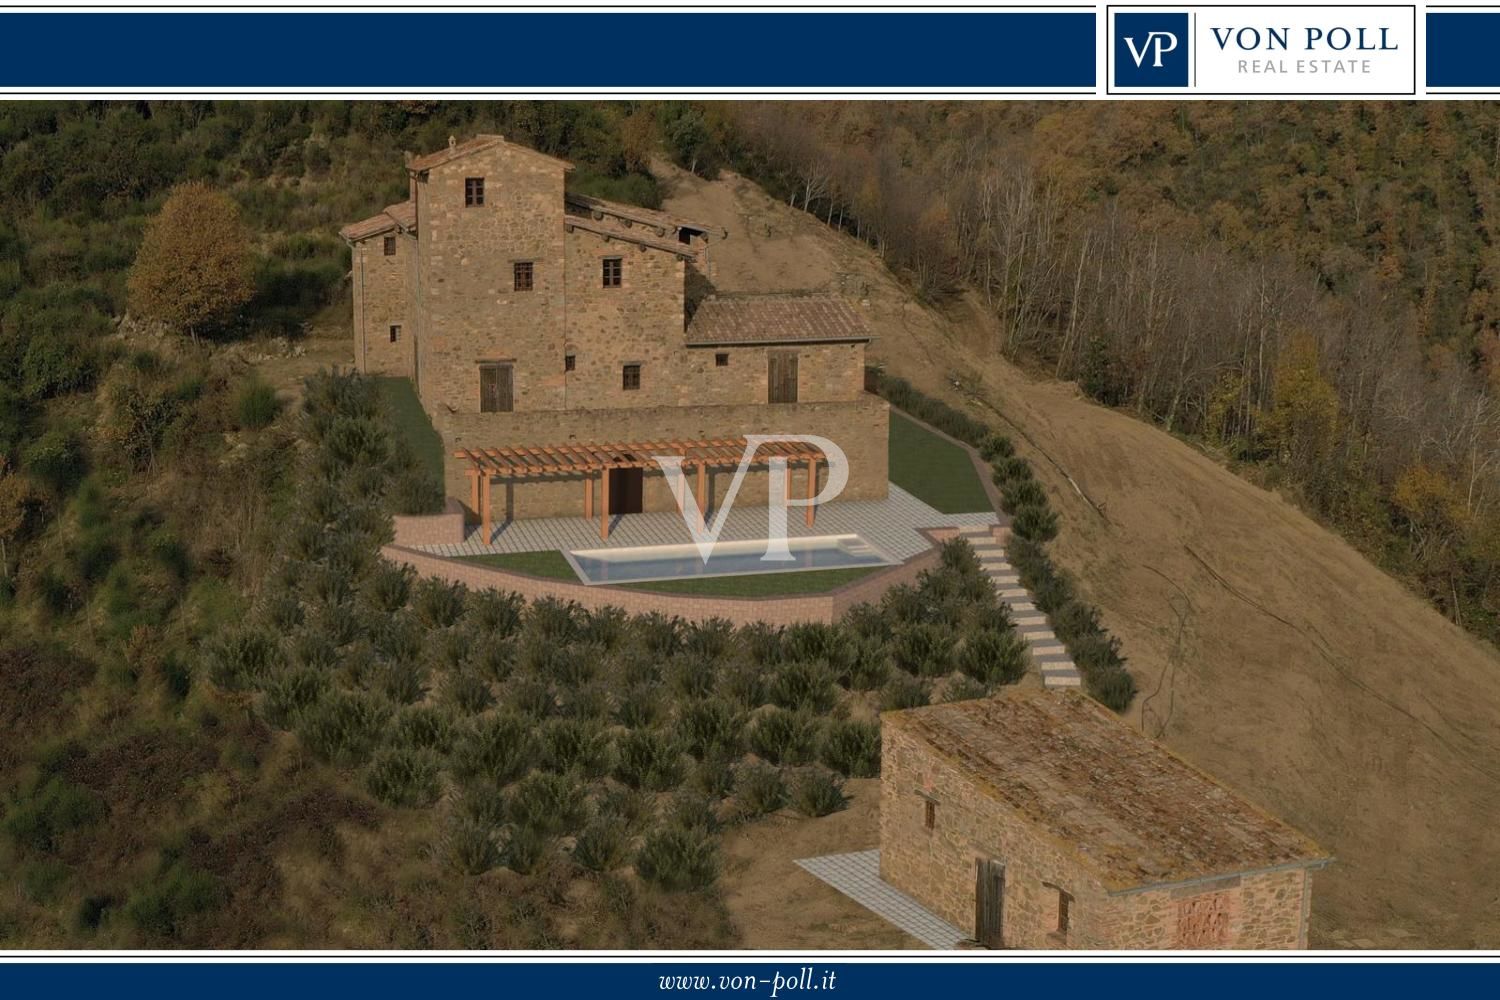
[1114, 12, 1190, 87]
[1124, 30, 1178, 68]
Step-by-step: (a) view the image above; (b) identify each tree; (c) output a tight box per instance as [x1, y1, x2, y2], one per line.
[127, 182, 254, 345]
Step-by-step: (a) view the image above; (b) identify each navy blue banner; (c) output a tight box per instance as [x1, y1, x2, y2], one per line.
[1427, 11, 1500, 88]
[0, 12, 1095, 90]
[1, 961, 1497, 999]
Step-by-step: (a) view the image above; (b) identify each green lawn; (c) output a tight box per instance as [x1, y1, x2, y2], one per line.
[456, 550, 878, 596]
[888, 411, 993, 514]
[374, 376, 445, 487]
[458, 550, 580, 581]
[619, 566, 879, 596]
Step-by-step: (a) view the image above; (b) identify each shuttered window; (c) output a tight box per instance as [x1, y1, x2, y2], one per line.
[479, 363, 513, 413]
[768, 351, 799, 404]
[465, 177, 485, 207]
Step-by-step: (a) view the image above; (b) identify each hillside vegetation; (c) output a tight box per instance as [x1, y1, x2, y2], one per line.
[686, 102, 1500, 645]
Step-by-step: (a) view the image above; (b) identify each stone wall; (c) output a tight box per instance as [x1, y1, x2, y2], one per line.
[879, 721, 1315, 949]
[352, 230, 412, 377]
[380, 525, 951, 627]
[560, 227, 688, 408]
[679, 341, 866, 406]
[414, 143, 569, 415]
[439, 396, 890, 521]
[391, 498, 467, 546]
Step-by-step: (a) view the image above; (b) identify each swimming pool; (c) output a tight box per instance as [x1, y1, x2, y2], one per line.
[565, 534, 893, 586]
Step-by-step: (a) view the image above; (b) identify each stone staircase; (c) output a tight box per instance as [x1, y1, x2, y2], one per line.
[955, 525, 1083, 690]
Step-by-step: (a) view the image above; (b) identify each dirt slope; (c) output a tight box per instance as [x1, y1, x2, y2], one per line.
[659, 161, 1500, 949]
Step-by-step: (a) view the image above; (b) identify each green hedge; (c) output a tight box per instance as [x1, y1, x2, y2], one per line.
[867, 369, 1137, 712]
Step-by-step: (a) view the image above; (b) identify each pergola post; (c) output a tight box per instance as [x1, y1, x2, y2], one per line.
[468, 468, 480, 522]
[600, 467, 611, 540]
[806, 457, 817, 527]
[583, 473, 593, 520]
[695, 461, 707, 529]
[480, 475, 492, 544]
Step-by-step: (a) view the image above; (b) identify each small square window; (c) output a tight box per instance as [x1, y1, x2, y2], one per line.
[388, 324, 401, 343]
[622, 363, 641, 391]
[602, 257, 623, 288]
[465, 177, 485, 207]
[564, 353, 576, 373]
[383, 235, 396, 256]
[513, 261, 534, 292]
[924, 799, 936, 830]
[715, 352, 729, 367]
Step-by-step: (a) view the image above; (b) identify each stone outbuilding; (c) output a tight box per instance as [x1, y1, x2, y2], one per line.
[880, 690, 1330, 949]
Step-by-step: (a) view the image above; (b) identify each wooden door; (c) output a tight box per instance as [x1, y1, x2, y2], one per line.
[609, 468, 644, 515]
[975, 859, 1005, 949]
[480, 363, 513, 413]
[768, 351, 799, 404]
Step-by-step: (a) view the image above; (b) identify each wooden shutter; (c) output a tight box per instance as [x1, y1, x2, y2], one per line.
[975, 859, 1005, 949]
[768, 351, 799, 404]
[480, 364, 513, 413]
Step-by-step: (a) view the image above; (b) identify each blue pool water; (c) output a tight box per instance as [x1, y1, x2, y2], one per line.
[566, 534, 892, 586]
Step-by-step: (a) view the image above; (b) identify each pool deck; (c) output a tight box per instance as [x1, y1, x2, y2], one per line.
[414, 484, 998, 563]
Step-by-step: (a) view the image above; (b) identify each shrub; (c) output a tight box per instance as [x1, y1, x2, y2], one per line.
[892, 622, 956, 678]
[579, 605, 629, 649]
[767, 659, 838, 713]
[1011, 503, 1059, 542]
[557, 682, 610, 721]
[372, 657, 427, 705]
[508, 675, 557, 718]
[525, 596, 580, 642]
[366, 746, 442, 808]
[363, 561, 412, 613]
[1071, 630, 1128, 675]
[819, 719, 881, 778]
[676, 697, 745, 760]
[537, 717, 611, 777]
[880, 674, 930, 711]
[596, 785, 655, 836]
[733, 762, 788, 818]
[666, 652, 718, 699]
[441, 816, 500, 875]
[572, 820, 632, 873]
[1051, 598, 1103, 643]
[297, 689, 389, 763]
[260, 665, 328, 729]
[469, 638, 516, 683]
[719, 661, 768, 709]
[668, 790, 720, 834]
[202, 625, 283, 690]
[979, 433, 1015, 461]
[615, 683, 665, 729]
[233, 379, 281, 431]
[938, 538, 983, 577]
[391, 704, 456, 753]
[636, 826, 719, 892]
[738, 622, 784, 665]
[444, 669, 495, 715]
[123, 863, 223, 939]
[289, 629, 338, 672]
[467, 588, 524, 638]
[748, 707, 819, 766]
[453, 780, 508, 829]
[842, 638, 891, 691]
[682, 617, 735, 659]
[781, 622, 856, 673]
[636, 612, 682, 656]
[412, 578, 467, 628]
[1088, 667, 1138, 713]
[992, 455, 1033, 486]
[452, 712, 535, 785]
[2, 777, 105, 851]
[792, 769, 848, 817]
[503, 824, 552, 875]
[1001, 478, 1048, 512]
[507, 772, 587, 837]
[692, 753, 736, 799]
[957, 628, 1029, 686]
[614, 729, 687, 792]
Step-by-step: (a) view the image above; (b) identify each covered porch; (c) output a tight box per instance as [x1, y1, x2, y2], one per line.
[454, 436, 829, 542]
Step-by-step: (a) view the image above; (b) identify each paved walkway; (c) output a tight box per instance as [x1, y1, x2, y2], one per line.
[956, 524, 1084, 690]
[795, 850, 968, 949]
[415, 484, 997, 563]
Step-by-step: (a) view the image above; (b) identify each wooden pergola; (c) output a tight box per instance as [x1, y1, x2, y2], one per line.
[455, 437, 828, 541]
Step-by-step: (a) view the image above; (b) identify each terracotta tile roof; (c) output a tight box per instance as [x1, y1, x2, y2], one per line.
[384, 200, 416, 231]
[564, 216, 696, 259]
[565, 193, 727, 240]
[685, 294, 873, 347]
[884, 690, 1329, 893]
[339, 201, 416, 242]
[407, 133, 572, 173]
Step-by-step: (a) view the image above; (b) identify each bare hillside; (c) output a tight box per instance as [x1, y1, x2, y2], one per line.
[659, 161, 1500, 949]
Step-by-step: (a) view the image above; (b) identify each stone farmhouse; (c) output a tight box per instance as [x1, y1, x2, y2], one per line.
[340, 134, 887, 537]
[880, 690, 1329, 949]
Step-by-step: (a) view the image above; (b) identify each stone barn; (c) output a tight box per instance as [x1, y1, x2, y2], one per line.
[880, 690, 1329, 949]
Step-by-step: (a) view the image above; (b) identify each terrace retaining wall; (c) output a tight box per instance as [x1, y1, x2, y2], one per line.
[379, 526, 959, 626]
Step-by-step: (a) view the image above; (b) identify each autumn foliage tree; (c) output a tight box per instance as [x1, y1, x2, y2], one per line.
[128, 182, 255, 344]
